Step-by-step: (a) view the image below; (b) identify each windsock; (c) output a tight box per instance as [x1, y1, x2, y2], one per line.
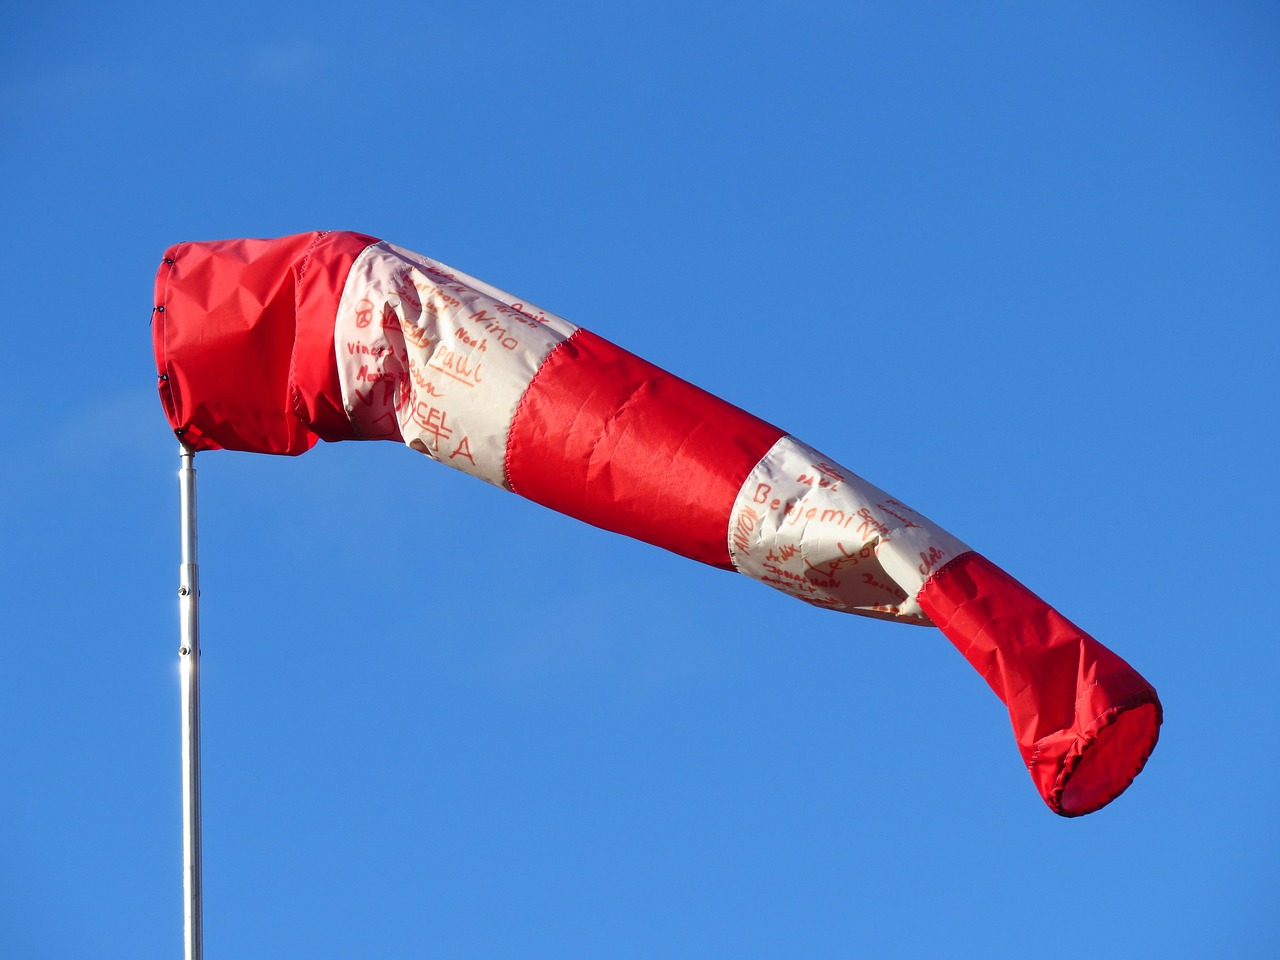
[152, 230, 1161, 816]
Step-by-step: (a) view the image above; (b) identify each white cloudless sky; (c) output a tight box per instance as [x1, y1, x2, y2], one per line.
[1, 2, 1277, 957]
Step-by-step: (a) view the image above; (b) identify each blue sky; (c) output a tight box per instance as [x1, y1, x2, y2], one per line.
[2, 2, 1277, 957]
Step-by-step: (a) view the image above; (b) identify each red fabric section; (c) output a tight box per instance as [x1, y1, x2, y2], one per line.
[918, 552, 1162, 816]
[290, 231, 381, 442]
[152, 231, 376, 454]
[506, 329, 785, 569]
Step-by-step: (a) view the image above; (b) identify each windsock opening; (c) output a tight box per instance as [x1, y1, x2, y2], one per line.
[918, 552, 1161, 817]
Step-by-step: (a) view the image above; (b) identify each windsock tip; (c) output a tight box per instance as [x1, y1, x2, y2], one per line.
[1048, 692, 1163, 817]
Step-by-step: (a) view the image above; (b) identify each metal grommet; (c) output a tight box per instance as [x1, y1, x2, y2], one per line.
[156, 305, 165, 312]
[159, 373, 169, 381]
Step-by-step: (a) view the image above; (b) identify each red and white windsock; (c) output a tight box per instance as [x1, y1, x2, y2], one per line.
[153, 230, 1161, 816]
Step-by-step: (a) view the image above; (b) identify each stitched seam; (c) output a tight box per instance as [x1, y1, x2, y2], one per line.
[725, 435, 791, 575]
[288, 231, 331, 428]
[503, 328, 581, 494]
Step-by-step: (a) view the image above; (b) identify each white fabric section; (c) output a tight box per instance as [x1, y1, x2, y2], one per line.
[334, 242, 577, 487]
[727, 436, 971, 623]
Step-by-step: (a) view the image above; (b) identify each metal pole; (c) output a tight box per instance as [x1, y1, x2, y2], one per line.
[178, 444, 203, 960]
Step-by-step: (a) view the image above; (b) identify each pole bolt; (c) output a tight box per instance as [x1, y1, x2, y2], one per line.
[179, 586, 190, 596]
[179, 646, 191, 657]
